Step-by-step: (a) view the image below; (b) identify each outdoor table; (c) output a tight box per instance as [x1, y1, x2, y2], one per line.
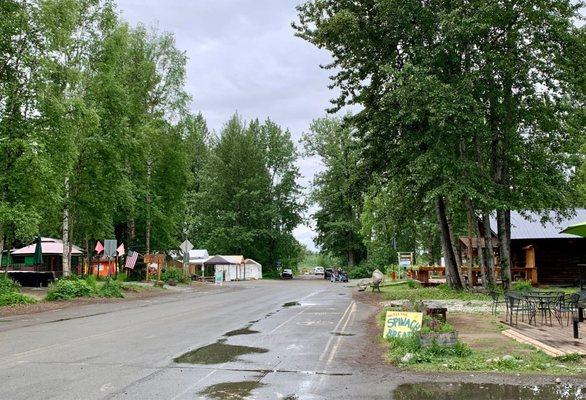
[523, 292, 562, 326]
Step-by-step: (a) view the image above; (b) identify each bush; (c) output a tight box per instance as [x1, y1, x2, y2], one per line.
[116, 273, 128, 282]
[46, 279, 96, 301]
[160, 267, 186, 283]
[511, 279, 533, 292]
[84, 275, 98, 290]
[387, 333, 471, 365]
[0, 275, 20, 294]
[0, 292, 37, 306]
[99, 278, 124, 298]
[406, 279, 421, 289]
[348, 262, 384, 279]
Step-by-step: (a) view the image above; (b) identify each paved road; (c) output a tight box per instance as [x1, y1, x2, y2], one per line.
[0, 279, 395, 399]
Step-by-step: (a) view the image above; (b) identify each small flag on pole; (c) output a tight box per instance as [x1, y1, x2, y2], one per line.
[116, 243, 125, 257]
[95, 241, 104, 254]
[125, 250, 138, 269]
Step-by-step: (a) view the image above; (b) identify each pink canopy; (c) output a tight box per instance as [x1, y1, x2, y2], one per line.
[11, 237, 83, 256]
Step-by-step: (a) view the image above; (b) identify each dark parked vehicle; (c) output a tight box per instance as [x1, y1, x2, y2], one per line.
[330, 269, 349, 283]
[281, 268, 293, 279]
[324, 268, 333, 280]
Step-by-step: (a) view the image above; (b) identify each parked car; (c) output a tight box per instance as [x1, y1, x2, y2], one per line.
[281, 268, 293, 279]
[314, 266, 325, 275]
[324, 268, 333, 279]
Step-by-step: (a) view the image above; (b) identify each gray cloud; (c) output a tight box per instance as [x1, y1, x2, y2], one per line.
[116, 0, 335, 251]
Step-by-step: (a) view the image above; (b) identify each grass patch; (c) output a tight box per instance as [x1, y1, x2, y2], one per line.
[122, 283, 147, 293]
[380, 283, 490, 302]
[379, 309, 586, 375]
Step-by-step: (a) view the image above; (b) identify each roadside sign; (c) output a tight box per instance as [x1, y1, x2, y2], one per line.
[215, 272, 223, 285]
[383, 311, 423, 339]
[180, 239, 194, 253]
[104, 239, 118, 257]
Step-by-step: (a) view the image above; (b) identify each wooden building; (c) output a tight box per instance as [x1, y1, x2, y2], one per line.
[459, 210, 586, 285]
[500, 210, 586, 285]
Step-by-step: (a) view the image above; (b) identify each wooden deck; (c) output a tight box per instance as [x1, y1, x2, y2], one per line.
[502, 319, 586, 356]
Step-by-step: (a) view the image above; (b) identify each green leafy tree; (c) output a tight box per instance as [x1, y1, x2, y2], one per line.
[303, 117, 366, 267]
[194, 115, 304, 271]
[295, 0, 584, 289]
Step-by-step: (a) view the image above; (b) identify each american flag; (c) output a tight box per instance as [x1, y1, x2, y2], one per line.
[125, 250, 139, 269]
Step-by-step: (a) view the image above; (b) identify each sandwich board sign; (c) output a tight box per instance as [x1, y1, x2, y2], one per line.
[215, 272, 223, 285]
[383, 310, 423, 339]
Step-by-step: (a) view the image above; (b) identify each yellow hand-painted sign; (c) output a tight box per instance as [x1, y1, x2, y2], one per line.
[383, 311, 423, 338]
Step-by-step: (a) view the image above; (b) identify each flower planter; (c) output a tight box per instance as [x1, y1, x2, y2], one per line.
[419, 331, 458, 347]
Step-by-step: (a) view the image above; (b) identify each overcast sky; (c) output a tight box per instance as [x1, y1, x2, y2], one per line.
[115, 0, 337, 251]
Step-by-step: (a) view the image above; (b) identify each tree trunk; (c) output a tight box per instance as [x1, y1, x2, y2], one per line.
[445, 205, 465, 285]
[85, 236, 89, 275]
[464, 198, 475, 289]
[347, 250, 355, 268]
[0, 229, 5, 275]
[62, 176, 71, 277]
[497, 209, 512, 289]
[436, 197, 464, 290]
[482, 212, 496, 287]
[145, 159, 152, 254]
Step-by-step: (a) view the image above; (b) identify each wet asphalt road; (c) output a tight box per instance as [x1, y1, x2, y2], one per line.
[0, 279, 396, 399]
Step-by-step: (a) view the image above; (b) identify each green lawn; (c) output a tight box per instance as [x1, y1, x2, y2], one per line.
[380, 282, 491, 302]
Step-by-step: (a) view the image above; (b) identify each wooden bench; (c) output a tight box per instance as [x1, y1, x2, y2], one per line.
[371, 281, 381, 292]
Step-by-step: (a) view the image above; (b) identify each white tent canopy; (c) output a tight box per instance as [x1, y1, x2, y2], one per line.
[205, 255, 262, 281]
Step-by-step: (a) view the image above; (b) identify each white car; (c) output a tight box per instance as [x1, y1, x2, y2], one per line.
[314, 266, 325, 275]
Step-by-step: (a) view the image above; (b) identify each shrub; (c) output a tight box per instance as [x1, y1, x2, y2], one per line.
[99, 278, 124, 298]
[84, 275, 98, 290]
[0, 292, 37, 306]
[46, 279, 96, 301]
[116, 273, 128, 282]
[348, 262, 385, 279]
[160, 267, 185, 283]
[0, 275, 20, 294]
[511, 279, 533, 292]
[406, 279, 421, 289]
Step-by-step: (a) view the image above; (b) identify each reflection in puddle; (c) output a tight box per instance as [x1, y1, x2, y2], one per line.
[198, 381, 264, 399]
[394, 382, 584, 400]
[173, 342, 268, 364]
[283, 301, 301, 307]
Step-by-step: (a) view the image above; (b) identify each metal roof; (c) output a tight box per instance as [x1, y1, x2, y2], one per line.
[11, 237, 83, 256]
[188, 249, 209, 263]
[490, 209, 586, 240]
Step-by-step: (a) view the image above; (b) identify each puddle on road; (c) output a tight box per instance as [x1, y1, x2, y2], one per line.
[330, 332, 355, 336]
[173, 342, 268, 365]
[283, 301, 300, 307]
[198, 381, 264, 400]
[394, 382, 584, 400]
[224, 327, 260, 337]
